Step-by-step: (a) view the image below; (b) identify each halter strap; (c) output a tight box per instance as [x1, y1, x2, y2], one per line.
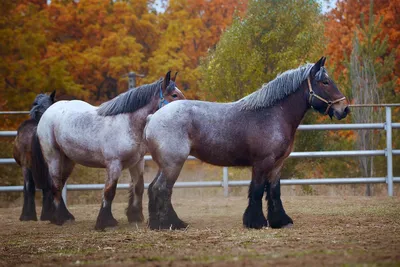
[159, 85, 169, 109]
[307, 77, 346, 115]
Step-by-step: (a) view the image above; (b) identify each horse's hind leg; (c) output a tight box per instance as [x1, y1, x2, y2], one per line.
[266, 179, 293, 228]
[40, 187, 53, 221]
[95, 161, 122, 230]
[148, 171, 161, 229]
[49, 155, 75, 225]
[149, 161, 187, 230]
[148, 170, 160, 228]
[126, 158, 144, 223]
[20, 167, 37, 221]
[243, 164, 268, 229]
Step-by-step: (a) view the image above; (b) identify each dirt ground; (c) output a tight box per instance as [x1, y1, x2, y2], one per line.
[1, 196, 399, 266]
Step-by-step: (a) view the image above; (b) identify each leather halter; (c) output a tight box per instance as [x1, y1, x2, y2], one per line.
[307, 77, 346, 115]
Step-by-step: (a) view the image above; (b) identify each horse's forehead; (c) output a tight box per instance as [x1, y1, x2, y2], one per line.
[317, 68, 329, 80]
[35, 94, 46, 101]
[174, 86, 182, 93]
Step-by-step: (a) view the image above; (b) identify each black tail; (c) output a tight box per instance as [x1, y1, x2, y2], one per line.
[31, 131, 51, 190]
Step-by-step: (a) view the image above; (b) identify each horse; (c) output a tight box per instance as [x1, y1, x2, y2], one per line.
[144, 57, 349, 230]
[31, 71, 185, 230]
[13, 91, 56, 221]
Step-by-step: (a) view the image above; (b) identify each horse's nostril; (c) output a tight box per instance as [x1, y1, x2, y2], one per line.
[344, 106, 350, 114]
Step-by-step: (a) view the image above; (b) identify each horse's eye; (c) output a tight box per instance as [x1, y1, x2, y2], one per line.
[322, 80, 329, 85]
[172, 94, 178, 98]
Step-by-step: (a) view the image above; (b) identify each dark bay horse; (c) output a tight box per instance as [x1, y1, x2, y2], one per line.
[13, 91, 56, 221]
[31, 72, 185, 230]
[145, 57, 349, 229]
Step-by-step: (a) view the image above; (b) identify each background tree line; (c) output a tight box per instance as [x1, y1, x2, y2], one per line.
[1, 0, 399, 195]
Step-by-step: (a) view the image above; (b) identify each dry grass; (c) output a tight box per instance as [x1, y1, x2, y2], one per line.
[1, 195, 399, 266]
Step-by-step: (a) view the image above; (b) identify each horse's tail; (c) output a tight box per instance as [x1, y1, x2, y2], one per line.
[31, 131, 51, 190]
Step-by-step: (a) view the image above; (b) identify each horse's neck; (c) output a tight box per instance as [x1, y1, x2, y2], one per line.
[126, 98, 159, 129]
[279, 84, 309, 132]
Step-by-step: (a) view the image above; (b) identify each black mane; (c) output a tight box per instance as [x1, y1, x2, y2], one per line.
[97, 80, 162, 116]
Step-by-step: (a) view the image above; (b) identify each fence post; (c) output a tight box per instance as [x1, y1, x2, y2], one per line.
[223, 167, 229, 197]
[62, 183, 68, 206]
[385, 106, 393, 196]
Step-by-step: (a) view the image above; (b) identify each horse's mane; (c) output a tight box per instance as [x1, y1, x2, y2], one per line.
[29, 94, 51, 122]
[240, 63, 325, 110]
[97, 79, 162, 116]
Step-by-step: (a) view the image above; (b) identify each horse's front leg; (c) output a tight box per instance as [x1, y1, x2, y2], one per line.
[19, 167, 37, 221]
[266, 179, 293, 228]
[126, 158, 145, 223]
[243, 164, 268, 229]
[95, 161, 122, 230]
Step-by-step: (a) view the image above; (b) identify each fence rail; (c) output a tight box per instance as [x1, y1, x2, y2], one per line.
[0, 106, 399, 202]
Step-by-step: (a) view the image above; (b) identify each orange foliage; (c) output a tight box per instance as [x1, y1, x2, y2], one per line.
[145, 0, 248, 99]
[324, 0, 400, 90]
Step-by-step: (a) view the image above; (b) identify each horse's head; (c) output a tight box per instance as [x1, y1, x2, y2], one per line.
[308, 57, 349, 120]
[30, 90, 56, 122]
[159, 71, 185, 108]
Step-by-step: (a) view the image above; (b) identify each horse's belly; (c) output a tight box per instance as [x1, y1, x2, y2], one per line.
[60, 138, 140, 169]
[62, 146, 106, 168]
[191, 149, 251, 167]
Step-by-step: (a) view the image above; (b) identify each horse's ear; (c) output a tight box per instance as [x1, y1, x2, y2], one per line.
[171, 71, 178, 82]
[311, 57, 325, 77]
[162, 71, 171, 92]
[50, 90, 56, 102]
[321, 56, 326, 66]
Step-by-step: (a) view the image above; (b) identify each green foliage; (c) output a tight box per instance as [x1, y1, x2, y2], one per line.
[200, 0, 325, 101]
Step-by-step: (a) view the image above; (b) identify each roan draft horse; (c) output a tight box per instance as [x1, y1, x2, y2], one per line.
[145, 57, 349, 230]
[32, 72, 185, 230]
[13, 91, 56, 221]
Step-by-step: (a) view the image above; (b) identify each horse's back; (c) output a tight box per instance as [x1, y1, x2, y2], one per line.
[38, 99, 139, 168]
[146, 99, 288, 166]
[13, 119, 37, 167]
[146, 100, 250, 165]
[45, 100, 95, 115]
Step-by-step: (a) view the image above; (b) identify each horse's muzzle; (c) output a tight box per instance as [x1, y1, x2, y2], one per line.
[333, 105, 350, 120]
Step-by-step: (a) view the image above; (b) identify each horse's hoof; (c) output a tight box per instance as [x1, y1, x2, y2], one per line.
[66, 213, 75, 221]
[170, 220, 188, 230]
[148, 219, 160, 230]
[243, 218, 268, 229]
[94, 218, 118, 231]
[157, 220, 188, 230]
[282, 223, 293, 229]
[40, 210, 54, 221]
[127, 212, 144, 223]
[50, 218, 66, 226]
[40, 214, 52, 221]
[19, 214, 38, 221]
[243, 208, 268, 229]
[268, 213, 293, 229]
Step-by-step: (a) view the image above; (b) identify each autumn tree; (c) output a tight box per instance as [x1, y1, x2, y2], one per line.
[45, 0, 159, 102]
[0, 0, 81, 111]
[145, 0, 248, 99]
[324, 0, 400, 95]
[347, 1, 397, 195]
[200, 0, 325, 101]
